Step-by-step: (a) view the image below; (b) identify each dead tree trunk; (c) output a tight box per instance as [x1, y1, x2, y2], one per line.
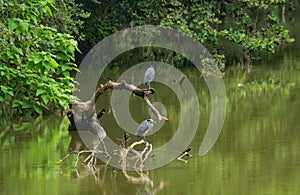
[243, 47, 251, 81]
[282, 5, 286, 25]
[243, 24, 252, 81]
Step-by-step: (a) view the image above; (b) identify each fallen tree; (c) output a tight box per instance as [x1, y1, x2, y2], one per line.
[67, 80, 168, 132]
[62, 80, 168, 169]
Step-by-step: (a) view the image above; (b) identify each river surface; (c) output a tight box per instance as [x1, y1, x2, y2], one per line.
[1, 12, 300, 195]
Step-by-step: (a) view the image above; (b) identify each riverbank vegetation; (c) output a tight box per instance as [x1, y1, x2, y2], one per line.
[0, 0, 298, 116]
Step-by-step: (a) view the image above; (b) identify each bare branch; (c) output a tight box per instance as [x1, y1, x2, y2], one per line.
[69, 80, 167, 128]
[144, 96, 168, 121]
[93, 80, 155, 101]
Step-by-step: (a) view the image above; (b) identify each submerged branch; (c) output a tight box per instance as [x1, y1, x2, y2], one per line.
[120, 139, 153, 171]
[176, 147, 192, 163]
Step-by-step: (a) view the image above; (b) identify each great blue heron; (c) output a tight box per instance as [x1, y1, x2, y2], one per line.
[137, 119, 155, 139]
[144, 66, 155, 89]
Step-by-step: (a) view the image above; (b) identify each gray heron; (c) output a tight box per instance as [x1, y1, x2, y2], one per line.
[144, 66, 155, 89]
[137, 119, 155, 139]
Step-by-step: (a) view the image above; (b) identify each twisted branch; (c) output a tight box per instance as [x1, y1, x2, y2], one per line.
[120, 139, 153, 171]
[69, 80, 168, 131]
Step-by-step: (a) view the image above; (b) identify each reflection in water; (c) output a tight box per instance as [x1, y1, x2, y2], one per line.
[61, 131, 167, 194]
[62, 164, 166, 195]
[61, 131, 166, 194]
[64, 131, 155, 171]
[1, 55, 300, 194]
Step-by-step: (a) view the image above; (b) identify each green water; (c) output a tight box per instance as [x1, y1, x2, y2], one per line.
[1, 57, 299, 194]
[1, 13, 300, 195]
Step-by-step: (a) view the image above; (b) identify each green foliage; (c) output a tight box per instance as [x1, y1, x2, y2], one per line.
[77, 0, 295, 71]
[220, 1, 294, 53]
[131, 0, 294, 61]
[44, 0, 90, 41]
[77, 0, 136, 45]
[0, 0, 81, 116]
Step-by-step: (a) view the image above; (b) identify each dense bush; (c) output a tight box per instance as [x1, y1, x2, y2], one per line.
[0, 0, 85, 116]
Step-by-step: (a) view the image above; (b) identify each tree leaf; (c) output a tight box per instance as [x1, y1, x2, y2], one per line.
[33, 104, 42, 114]
[36, 89, 44, 96]
[49, 59, 59, 69]
[8, 19, 18, 31]
[41, 94, 50, 105]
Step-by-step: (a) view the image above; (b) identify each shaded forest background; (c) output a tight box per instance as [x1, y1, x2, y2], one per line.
[0, 0, 298, 116]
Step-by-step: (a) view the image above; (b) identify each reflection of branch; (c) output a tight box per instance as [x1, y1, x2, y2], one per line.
[122, 169, 153, 186]
[59, 164, 110, 195]
[58, 139, 110, 168]
[59, 132, 165, 194]
[122, 169, 166, 194]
